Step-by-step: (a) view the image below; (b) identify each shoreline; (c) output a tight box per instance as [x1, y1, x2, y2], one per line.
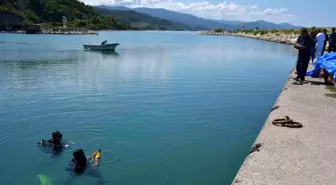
[200, 30, 298, 45]
[0, 29, 98, 35]
[0, 29, 198, 35]
[231, 68, 336, 185]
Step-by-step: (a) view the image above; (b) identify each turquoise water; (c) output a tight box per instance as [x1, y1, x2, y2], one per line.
[0, 31, 296, 185]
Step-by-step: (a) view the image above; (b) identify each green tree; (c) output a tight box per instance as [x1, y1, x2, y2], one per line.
[214, 28, 224, 32]
[23, 10, 39, 23]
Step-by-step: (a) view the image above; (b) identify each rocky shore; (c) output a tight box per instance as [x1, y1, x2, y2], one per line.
[200, 30, 299, 45]
[41, 28, 97, 35]
[0, 29, 97, 35]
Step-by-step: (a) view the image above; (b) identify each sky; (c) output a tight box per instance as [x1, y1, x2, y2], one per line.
[80, 0, 336, 27]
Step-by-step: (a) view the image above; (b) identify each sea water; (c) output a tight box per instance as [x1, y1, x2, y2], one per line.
[0, 31, 296, 185]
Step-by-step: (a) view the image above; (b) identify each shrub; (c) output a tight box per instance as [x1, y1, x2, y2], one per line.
[214, 28, 224, 33]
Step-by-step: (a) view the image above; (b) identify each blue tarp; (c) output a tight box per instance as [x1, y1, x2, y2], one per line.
[307, 52, 336, 81]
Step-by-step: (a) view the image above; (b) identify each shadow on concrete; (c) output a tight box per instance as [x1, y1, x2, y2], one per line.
[306, 80, 326, 86]
[326, 85, 336, 98]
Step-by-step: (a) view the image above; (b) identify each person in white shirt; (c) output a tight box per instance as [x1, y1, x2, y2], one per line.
[316, 29, 326, 58]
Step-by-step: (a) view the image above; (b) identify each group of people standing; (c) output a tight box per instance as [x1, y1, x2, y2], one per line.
[294, 28, 336, 84]
[310, 28, 336, 62]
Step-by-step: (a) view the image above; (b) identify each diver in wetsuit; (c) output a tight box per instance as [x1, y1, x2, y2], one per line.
[65, 149, 105, 185]
[70, 149, 88, 174]
[69, 149, 102, 173]
[39, 130, 63, 151]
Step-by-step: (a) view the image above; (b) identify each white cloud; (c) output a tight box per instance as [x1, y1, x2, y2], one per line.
[80, 0, 295, 22]
[248, 8, 288, 16]
[249, 5, 258, 10]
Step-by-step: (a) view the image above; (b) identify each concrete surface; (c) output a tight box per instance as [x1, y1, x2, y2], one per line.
[232, 72, 336, 185]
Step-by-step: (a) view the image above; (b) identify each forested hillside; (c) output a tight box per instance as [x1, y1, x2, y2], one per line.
[0, 0, 128, 30]
[0, 0, 195, 31]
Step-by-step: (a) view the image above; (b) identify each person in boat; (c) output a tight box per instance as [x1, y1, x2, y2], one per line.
[38, 130, 63, 150]
[101, 40, 107, 45]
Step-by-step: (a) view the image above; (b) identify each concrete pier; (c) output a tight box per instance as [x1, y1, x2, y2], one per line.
[231, 71, 336, 184]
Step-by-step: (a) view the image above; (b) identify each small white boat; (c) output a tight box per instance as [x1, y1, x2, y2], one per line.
[83, 40, 119, 51]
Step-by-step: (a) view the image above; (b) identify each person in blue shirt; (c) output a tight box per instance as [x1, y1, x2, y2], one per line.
[328, 28, 336, 53]
[294, 28, 311, 84]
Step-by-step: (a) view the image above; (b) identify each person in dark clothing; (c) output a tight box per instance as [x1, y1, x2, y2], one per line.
[66, 149, 106, 185]
[39, 130, 64, 151]
[322, 29, 328, 55]
[101, 40, 107, 45]
[70, 149, 88, 174]
[309, 30, 317, 62]
[294, 28, 311, 84]
[328, 28, 336, 53]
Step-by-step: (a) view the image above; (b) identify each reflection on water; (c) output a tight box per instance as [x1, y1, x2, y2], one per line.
[0, 31, 297, 185]
[84, 50, 120, 56]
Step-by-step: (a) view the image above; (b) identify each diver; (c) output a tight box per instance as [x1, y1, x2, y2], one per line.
[69, 149, 102, 174]
[38, 130, 63, 149]
[70, 149, 88, 174]
[37, 130, 75, 154]
[65, 149, 105, 185]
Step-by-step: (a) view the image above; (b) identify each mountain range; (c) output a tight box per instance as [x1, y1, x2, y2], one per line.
[94, 7, 200, 30]
[99, 5, 299, 31]
[0, 0, 299, 31]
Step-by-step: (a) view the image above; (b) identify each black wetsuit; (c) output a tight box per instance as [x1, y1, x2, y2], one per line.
[71, 149, 88, 174]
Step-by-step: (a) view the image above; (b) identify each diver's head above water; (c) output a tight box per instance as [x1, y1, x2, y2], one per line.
[52, 130, 63, 145]
[73, 149, 87, 174]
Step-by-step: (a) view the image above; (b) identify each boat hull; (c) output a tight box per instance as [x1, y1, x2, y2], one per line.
[83, 43, 119, 51]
